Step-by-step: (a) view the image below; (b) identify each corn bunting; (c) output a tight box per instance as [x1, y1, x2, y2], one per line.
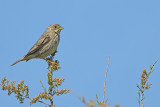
[11, 24, 63, 66]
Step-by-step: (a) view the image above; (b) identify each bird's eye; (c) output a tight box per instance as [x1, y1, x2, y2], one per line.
[54, 26, 57, 28]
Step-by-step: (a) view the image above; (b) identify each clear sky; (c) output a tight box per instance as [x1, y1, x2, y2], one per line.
[0, 0, 160, 107]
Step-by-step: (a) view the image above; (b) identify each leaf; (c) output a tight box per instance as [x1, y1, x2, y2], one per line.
[96, 94, 99, 104]
[39, 79, 47, 93]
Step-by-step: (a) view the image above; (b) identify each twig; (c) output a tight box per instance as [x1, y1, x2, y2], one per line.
[144, 58, 159, 85]
[22, 95, 51, 106]
[102, 54, 110, 103]
[148, 58, 159, 75]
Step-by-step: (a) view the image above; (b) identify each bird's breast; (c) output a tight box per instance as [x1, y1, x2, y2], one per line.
[39, 34, 60, 58]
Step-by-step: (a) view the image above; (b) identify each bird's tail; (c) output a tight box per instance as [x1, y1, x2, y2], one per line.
[10, 58, 24, 66]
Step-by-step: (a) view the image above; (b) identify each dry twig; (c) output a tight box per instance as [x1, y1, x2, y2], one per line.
[102, 54, 110, 103]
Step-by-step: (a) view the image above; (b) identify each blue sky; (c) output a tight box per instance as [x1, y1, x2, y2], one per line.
[0, 0, 160, 107]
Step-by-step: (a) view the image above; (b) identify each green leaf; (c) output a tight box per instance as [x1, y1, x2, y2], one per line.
[39, 79, 47, 93]
[96, 94, 99, 104]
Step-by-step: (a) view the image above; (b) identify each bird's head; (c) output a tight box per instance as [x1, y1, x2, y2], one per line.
[48, 24, 64, 32]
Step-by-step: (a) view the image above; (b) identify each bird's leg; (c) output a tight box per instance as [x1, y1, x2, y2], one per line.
[44, 51, 58, 67]
[51, 50, 57, 59]
[43, 59, 56, 66]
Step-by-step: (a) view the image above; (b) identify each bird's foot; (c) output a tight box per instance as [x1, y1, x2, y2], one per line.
[44, 59, 60, 70]
[44, 59, 56, 66]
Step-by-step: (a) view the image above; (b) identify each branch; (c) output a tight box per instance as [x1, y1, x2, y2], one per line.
[22, 95, 51, 106]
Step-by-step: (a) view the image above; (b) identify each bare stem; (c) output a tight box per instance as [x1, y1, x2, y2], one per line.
[102, 54, 110, 103]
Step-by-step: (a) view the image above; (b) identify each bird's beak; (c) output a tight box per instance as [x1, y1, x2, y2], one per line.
[59, 27, 64, 30]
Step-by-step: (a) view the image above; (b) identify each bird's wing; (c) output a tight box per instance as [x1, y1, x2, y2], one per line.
[24, 34, 51, 57]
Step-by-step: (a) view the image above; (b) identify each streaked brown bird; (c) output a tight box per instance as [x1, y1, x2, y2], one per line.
[11, 24, 63, 66]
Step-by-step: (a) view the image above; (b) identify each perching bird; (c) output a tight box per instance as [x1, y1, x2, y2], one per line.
[11, 24, 63, 66]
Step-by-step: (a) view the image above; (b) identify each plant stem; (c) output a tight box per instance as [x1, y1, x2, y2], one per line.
[141, 91, 144, 107]
[102, 54, 110, 103]
[49, 65, 54, 107]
